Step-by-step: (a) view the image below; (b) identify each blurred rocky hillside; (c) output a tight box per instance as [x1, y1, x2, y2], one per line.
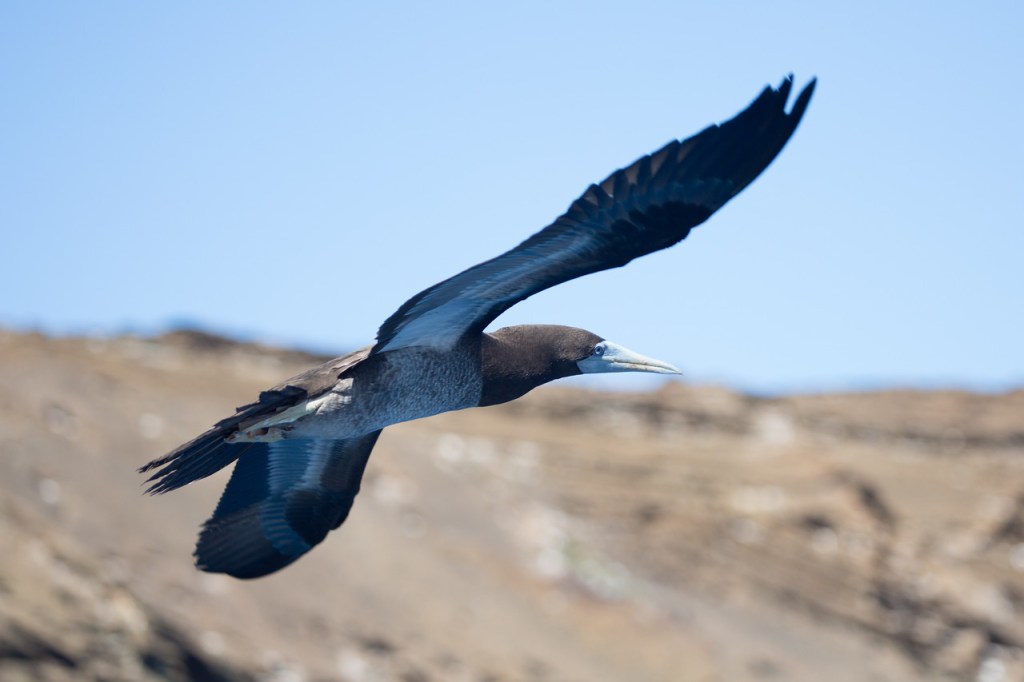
[1, 329, 1021, 681]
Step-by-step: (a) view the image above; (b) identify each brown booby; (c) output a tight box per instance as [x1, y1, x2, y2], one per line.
[141, 76, 815, 578]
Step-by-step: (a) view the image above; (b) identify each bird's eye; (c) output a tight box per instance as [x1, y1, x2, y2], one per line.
[593, 342, 607, 357]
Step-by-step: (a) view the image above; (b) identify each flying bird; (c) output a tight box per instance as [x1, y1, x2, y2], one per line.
[141, 76, 815, 578]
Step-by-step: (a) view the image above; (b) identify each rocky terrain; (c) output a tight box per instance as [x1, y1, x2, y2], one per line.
[0, 328, 1021, 681]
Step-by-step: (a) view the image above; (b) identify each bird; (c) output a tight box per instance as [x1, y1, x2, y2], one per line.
[140, 75, 815, 579]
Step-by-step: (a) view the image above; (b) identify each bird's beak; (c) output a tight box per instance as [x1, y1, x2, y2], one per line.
[576, 341, 682, 375]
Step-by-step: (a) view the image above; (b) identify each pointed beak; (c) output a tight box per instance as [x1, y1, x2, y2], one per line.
[576, 341, 682, 376]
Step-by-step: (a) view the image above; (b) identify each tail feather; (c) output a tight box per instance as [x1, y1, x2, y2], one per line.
[139, 427, 252, 495]
[138, 386, 309, 494]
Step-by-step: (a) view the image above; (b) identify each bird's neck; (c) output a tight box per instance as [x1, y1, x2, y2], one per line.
[477, 332, 578, 407]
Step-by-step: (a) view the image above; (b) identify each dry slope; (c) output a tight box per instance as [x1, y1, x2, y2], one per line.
[0, 329, 1021, 681]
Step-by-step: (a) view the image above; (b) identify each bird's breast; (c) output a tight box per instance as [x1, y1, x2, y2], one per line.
[283, 346, 483, 439]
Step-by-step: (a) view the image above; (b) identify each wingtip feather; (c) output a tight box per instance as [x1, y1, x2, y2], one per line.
[776, 74, 794, 100]
[789, 77, 817, 121]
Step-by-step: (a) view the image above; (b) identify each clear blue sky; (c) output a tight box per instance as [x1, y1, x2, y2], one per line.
[2, 3, 1022, 394]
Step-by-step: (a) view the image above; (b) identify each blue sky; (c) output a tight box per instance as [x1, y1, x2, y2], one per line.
[2, 3, 1022, 393]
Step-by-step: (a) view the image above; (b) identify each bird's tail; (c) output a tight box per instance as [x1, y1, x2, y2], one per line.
[139, 427, 252, 495]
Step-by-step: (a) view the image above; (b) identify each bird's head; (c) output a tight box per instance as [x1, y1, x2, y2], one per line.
[479, 324, 680, 406]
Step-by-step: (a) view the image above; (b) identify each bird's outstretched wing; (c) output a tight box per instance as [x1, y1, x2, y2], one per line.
[194, 433, 381, 578]
[373, 76, 815, 354]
